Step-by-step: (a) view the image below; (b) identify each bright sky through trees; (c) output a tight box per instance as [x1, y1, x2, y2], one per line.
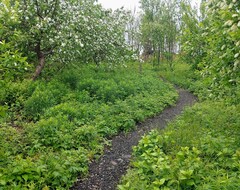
[98, 0, 200, 10]
[98, 0, 140, 10]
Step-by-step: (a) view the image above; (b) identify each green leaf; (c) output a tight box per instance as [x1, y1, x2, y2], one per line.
[22, 174, 29, 181]
[153, 178, 166, 186]
[0, 180, 6, 186]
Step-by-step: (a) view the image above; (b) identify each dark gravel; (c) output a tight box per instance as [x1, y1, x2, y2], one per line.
[71, 88, 196, 190]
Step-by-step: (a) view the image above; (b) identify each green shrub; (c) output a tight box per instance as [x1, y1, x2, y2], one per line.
[0, 80, 36, 107]
[27, 116, 76, 150]
[24, 81, 68, 120]
[118, 102, 240, 190]
[57, 68, 81, 90]
[0, 148, 89, 190]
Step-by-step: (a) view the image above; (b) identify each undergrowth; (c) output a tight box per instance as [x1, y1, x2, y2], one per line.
[118, 102, 240, 190]
[158, 62, 239, 104]
[158, 62, 196, 89]
[0, 63, 178, 189]
[118, 61, 240, 190]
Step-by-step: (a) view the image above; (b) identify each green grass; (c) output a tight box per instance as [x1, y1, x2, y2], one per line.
[158, 62, 196, 89]
[158, 61, 240, 104]
[118, 61, 240, 190]
[118, 102, 240, 190]
[0, 63, 178, 189]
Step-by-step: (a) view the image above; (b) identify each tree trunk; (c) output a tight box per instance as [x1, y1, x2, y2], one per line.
[32, 42, 45, 80]
[32, 53, 45, 80]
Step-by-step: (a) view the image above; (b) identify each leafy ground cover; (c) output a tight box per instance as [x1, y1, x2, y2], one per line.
[118, 62, 240, 190]
[118, 102, 240, 190]
[0, 63, 178, 189]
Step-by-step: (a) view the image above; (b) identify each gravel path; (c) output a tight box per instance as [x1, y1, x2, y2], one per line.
[71, 88, 196, 190]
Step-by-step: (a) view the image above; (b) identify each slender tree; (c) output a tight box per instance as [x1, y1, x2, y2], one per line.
[140, 0, 180, 67]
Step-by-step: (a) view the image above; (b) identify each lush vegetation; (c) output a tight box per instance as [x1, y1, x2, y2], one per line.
[158, 61, 195, 89]
[1, 0, 239, 189]
[180, 0, 240, 104]
[0, 64, 178, 189]
[0, 0, 131, 81]
[119, 55, 239, 190]
[118, 101, 240, 189]
[137, 0, 240, 103]
[118, 0, 239, 188]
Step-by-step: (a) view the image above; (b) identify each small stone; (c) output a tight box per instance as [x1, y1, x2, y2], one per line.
[117, 158, 123, 163]
[123, 154, 131, 159]
[111, 161, 117, 166]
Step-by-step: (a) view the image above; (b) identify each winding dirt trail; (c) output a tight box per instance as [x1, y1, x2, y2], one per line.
[71, 88, 196, 190]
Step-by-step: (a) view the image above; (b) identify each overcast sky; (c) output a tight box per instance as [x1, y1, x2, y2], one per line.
[98, 0, 200, 11]
[98, 0, 140, 10]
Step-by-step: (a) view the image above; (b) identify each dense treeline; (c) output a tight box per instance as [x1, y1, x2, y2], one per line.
[140, 0, 180, 67]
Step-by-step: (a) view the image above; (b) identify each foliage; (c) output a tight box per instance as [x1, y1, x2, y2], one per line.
[199, 0, 240, 103]
[0, 0, 132, 79]
[0, 79, 37, 128]
[24, 81, 68, 120]
[0, 41, 29, 81]
[0, 63, 178, 189]
[180, 0, 240, 103]
[0, 1, 30, 81]
[0, 147, 89, 190]
[180, 0, 206, 69]
[158, 60, 197, 89]
[118, 102, 240, 190]
[140, 0, 180, 66]
[0, 0, 22, 43]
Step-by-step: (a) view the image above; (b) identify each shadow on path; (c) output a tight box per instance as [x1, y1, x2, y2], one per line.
[71, 88, 197, 190]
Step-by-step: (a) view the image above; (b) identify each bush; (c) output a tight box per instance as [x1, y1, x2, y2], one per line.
[0, 80, 36, 107]
[24, 80, 68, 120]
[0, 148, 89, 190]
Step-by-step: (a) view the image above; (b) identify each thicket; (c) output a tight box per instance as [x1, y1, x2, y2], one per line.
[0, 64, 178, 189]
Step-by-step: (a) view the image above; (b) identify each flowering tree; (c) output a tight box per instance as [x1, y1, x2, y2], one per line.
[75, 6, 131, 67]
[17, 0, 90, 80]
[1, 0, 131, 80]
